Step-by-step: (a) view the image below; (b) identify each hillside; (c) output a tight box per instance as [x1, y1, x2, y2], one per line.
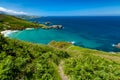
[0, 14, 120, 80]
[0, 34, 69, 80]
[0, 14, 46, 31]
[15, 15, 41, 20]
[49, 41, 120, 80]
[0, 34, 120, 80]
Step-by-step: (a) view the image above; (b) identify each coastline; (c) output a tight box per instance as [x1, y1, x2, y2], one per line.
[1, 30, 19, 37]
[25, 28, 34, 30]
[0, 15, 119, 52]
[0, 25, 63, 37]
[0, 28, 36, 37]
[1, 29, 119, 53]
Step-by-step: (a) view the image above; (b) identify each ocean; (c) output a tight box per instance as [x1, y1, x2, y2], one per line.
[8, 16, 120, 52]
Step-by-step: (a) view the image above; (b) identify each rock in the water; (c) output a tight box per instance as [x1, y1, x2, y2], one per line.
[113, 43, 120, 49]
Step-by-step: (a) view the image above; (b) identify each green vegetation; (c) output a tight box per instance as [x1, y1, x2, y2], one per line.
[0, 14, 120, 80]
[0, 14, 46, 31]
[49, 41, 120, 80]
[0, 35, 120, 80]
[0, 34, 69, 80]
[64, 54, 120, 80]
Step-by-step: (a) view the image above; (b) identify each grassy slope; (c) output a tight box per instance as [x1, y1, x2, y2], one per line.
[0, 14, 46, 31]
[0, 34, 69, 80]
[0, 14, 120, 80]
[49, 41, 120, 80]
[65, 46, 120, 80]
[0, 35, 120, 80]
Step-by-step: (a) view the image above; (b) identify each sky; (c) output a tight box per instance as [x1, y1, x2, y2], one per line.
[0, 0, 120, 16]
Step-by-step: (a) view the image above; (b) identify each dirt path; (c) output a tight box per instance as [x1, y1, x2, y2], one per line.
[58, 61, 69, 80]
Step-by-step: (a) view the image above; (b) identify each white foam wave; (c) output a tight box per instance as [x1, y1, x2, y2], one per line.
[71, 41, 75, 44]
[112, 44, 115, 47]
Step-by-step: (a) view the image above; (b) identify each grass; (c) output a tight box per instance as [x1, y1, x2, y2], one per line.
[0, 14, 120, 79]
[0, 34, 120, 80]
[0, 34, 69, 80]
[64, 54, 120, 80]
[0, 14, 46, 30]
[49, 41, 120, 80]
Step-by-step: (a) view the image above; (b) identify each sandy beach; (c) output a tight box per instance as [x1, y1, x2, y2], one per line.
[1, 30, 19, 37]
[25, 28, 34, 30]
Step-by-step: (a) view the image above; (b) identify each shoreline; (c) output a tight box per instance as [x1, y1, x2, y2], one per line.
[0, 25, 63, 37]
[25, 28, 35, 30]
[1, 29, 119, 53]
[1, 30, 19, 37]
[0, 28, 36, 37]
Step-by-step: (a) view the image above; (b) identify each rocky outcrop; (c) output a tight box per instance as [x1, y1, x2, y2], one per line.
[50, 25, 63, 29]
[113, 43, 120, 49]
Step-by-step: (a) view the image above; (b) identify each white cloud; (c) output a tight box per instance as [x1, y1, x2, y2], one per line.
[0, 7, 27, 15]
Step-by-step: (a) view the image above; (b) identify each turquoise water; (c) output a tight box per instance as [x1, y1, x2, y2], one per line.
[8, 16, 120, 52]
[9, 29, 102, 48]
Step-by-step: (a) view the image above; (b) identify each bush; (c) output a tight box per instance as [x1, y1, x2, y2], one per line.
[64, 54, 120, 80]
[0, 34, 69, 80]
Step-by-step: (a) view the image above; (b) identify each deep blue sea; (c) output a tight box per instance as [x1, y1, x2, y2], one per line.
[9, 16, 120, 52]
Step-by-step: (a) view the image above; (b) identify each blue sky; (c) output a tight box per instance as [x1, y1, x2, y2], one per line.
[0, 0, 120, 16]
